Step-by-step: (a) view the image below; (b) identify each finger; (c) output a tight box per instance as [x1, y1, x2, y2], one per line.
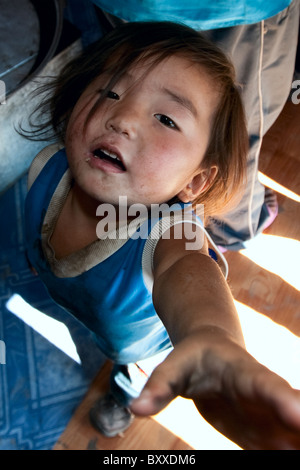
[130, 348, 190, 416]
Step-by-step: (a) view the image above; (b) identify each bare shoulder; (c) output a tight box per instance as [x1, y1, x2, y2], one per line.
[153, 223, 209, 280]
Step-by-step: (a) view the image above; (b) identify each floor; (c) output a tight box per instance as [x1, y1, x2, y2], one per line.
[0, 172, 106, 450]
[53, 99, 300, 450]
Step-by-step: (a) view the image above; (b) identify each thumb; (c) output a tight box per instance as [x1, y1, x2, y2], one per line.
[130, 348, 191, 416]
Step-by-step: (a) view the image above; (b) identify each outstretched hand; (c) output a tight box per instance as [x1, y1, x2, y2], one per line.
[131, 333, 300, 450]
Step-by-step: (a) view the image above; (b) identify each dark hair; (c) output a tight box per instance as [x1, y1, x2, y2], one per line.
[22, 21, 248, 216]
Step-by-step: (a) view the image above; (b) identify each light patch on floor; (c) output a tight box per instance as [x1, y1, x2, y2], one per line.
[6, 293, 81, 364]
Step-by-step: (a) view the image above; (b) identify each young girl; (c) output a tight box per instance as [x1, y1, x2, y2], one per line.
[24, 22, 300, 449]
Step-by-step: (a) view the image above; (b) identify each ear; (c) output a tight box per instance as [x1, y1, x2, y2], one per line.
[177, 166, 218, 203]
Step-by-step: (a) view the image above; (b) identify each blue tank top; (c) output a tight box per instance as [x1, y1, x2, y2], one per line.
[25, 148, 200, 364]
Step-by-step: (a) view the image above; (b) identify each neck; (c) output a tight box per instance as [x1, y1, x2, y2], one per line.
[70, 182, 102, 221]
[70, 183, 139, 226]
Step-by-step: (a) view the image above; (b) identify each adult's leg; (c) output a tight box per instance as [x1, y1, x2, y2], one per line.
[204, 0, 299, 250]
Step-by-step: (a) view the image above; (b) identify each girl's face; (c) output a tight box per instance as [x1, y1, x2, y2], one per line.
[65, 54, 219, 208]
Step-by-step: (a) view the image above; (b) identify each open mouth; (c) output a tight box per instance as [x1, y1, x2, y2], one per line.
[93, 148, 126, 171]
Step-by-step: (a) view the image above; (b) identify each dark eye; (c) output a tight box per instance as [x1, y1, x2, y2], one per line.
[155, 114, 179, 130]
[100, 89, 120, 100]
[107, 90, 120, 100]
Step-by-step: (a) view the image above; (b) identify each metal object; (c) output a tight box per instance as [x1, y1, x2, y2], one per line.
[0, 0, 64, 97]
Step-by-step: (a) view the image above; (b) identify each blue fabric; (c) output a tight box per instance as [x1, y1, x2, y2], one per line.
[64, 0, 104, 48]
[0, 175, 104, 449]
[25, 149, 174, 365]
[91, 0, 293, 30]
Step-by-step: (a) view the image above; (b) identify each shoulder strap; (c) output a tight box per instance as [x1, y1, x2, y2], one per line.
[142, 205, 228, 292]
[27, 143, 64, 190]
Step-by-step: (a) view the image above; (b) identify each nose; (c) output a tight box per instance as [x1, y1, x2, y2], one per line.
[105, 99, 140, 139]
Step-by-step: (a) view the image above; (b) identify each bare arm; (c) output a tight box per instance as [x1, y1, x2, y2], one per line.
[131, 226, 300, 450]
[152, 232, 244, 347]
